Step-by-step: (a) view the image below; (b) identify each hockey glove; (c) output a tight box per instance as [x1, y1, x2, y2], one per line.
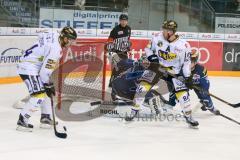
[44, 83, 55, 98]
[184, 77, 194, 89]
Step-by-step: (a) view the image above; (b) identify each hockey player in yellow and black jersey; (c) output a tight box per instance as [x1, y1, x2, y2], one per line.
[125, 20, 199, 128]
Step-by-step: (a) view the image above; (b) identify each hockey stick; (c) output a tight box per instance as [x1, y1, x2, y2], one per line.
[90, 89, 168, 106]
[90, 100, 133, 106]
[50, 97, 67, 139]
[158, 67, 240, 108]
[194, 85, 240, 108]
[218, 113, 240, 125]
[205, 108, 240, 125]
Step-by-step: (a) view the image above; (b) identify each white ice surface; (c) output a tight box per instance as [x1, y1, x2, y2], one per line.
[0, 77, 240, 160]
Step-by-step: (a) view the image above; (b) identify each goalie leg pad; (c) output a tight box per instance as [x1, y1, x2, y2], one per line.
[132, 81, 152, 111]
[148, 95, 161, 115]
[139, 69, 159, 85]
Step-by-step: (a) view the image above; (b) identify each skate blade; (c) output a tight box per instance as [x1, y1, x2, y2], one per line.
[16, 125, 33, 132]
[39, 123, 52, 129]
[188, 124, 199, 129]
[124, 118, 135, 124]
[124, 120, 134, 124]
[210, 111, 220, 115]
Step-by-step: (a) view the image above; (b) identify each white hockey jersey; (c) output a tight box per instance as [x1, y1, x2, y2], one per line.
[145, 33, 192, 77]
[17, 32, 62, 84]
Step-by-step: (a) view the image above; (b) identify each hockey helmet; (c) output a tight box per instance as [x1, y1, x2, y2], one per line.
[191, 49, 199, 63]
[60, 26, 77, 40]
[119, 14, 128, 20]
[162, 20, 178, 33]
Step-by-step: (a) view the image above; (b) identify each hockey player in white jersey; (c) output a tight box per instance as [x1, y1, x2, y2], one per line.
[126, 20, 199, 128]
[16, 27, 77, 132]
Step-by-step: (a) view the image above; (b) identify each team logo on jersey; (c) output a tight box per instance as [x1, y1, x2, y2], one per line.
[192, 74, 201, 84]
[158, 50, 177, 61]
[157, 41, 163, 47]
[118, 31, 124, 35]
[37, 56, 44, 62]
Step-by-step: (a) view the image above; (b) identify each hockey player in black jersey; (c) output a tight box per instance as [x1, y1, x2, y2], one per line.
[106, 14, 132, 87]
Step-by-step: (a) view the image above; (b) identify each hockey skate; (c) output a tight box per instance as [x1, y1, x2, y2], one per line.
[201, 104, 220, 115]
[16, 114, 33, 132]
[40, 114, 58, 129]
[183, 112, 199, 129]
[125, 109, 139, 122]
[209, 107, 220, 115]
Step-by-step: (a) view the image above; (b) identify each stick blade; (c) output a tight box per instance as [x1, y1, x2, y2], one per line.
[54, 125, 67, 139]
[55, 132, 67, 139]
[232, 103, 240, 108]
[219, 113, 240, 125]
[90, 101, 101, 106]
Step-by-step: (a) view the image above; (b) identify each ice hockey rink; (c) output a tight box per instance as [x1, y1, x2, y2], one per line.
[0, 76, 240, 160]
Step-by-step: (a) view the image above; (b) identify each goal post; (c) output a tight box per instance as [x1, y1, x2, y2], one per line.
[51, 40, 109, 110]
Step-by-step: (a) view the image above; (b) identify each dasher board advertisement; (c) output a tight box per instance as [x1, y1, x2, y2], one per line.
[39, 8, 122, 29]
[215, 15, 240, 34]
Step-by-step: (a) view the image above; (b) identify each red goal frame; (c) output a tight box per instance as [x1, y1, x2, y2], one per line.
[56, 40, 108, 110]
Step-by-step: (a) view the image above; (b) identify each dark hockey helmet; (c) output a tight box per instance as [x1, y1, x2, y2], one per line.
[119, 14, 128, 20]
[60, 26, 77, 40]
[162, 20, 178, 33]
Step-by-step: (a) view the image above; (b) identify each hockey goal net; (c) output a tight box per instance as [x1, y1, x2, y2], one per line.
[51, 40, 109, 109]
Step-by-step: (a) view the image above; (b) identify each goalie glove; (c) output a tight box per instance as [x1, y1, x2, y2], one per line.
[44, 83, 55, 98]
